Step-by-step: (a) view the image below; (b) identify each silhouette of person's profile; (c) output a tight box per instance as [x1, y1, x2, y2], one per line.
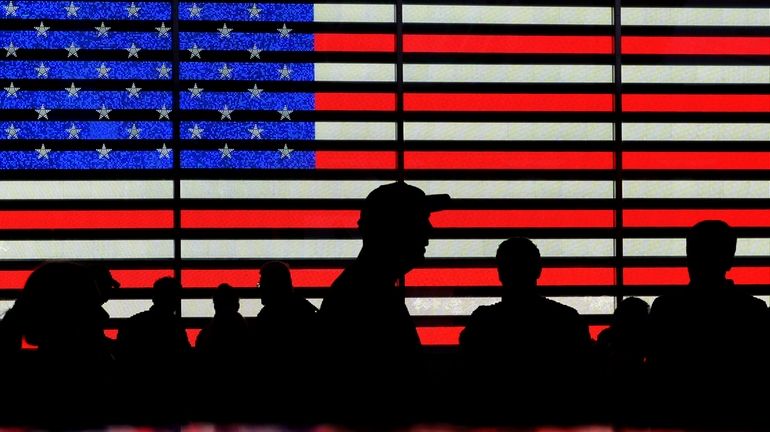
[195, 283, 249, 358]
[647, 220, 768, 426]
[318, 181, 449, 423]
[458, 237, 593, 423]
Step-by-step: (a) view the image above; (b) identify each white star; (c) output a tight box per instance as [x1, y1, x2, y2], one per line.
[95, 22, 110, 37]
[126, 43, 141, 58]
[34, 22, 50, 37]
[188, 3, 202, 17]
[218, 23, 233, 38]
[36, 144, 51, 159]
[219, 143, 234, 159]
[4, 41, 18, 57]
[247, 84, 263, 99]
[96, 144, 112, 159]
[64, 1, 79, 17]
[65, 82, 81, 97]
[188, 123, 204, 139]
[126, 82, 141, 98]
[157, 143, 171, 158]
[277, 23, 292, 38]
[278, 144, 294, 159]
[188, 83, 203, 98]
[218, 63, 233, 79]
[156, 105, 171, 119]
[155, 22, 170, 37]
[66, 123, 81, 139]
[127, 123, 141, 139]
[96, 62, 111, 78]
[277, 105, 293, 120]
[4, 123, 19, 139]
[4, 0, 18, 16]
[248, 123, 263, 139]
[218, 105, 234, 120]
[96, 104, 111, 119]
[188, 44, 203, 59]
[247, 44, 262, 59]
[65, 42, 80, 57]
[35, 105, 51, 119]
[247, 4, 261, 18]
[156, 63, 171, 78]
[126, 1, 140, 17]
[4, 82, 19, 97]
[277, 64, 292, 80]
[35, 62, 50, 78]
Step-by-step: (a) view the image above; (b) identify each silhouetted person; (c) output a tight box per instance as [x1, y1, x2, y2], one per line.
[596, 296, 650, 423]
[115, 276, 191, 424]
[459, 238, 593, 424]
[318, 181, 449, 424]
[246, 261, 318, 421]
[196, 283, 249, 357]
[86, 262, 121, 305]
[647, 220, 768, 426]
[0, 261, 115, 427]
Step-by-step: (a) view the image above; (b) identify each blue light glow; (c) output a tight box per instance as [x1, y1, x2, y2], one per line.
[180, 150, 314, 169]
[0, 91, 172, 109]
[0, 151, 173, 170]
[0, 32, 173, 50]
[0, 1, 171, 20]
[179, 33, 312, 51]
[2, 61, 172, 80]
[0, 121, 172, 140]
[179, 92, 313, 111]
[179, 62, 313, 81]
[178, 3, 312, 22]
[179, 121, 313, 140]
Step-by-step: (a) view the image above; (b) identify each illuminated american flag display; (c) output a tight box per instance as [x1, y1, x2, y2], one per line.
[1, 1, 769, 346]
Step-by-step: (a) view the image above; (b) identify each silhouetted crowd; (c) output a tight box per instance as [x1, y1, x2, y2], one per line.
[0, 182, 768, 429]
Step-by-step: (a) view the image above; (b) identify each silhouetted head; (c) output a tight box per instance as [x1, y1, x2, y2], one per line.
[86, 262, 120, 304]
[151, 276, 182, 315]
[213, 283, 239, 315]
[496, 238, 542, 291]
[613, 297, 649, 329]
[358, 181, 449, 274]
[686, 220, 736, 284]
[259, 261, 293, 307]
[16, 261, 106, 349]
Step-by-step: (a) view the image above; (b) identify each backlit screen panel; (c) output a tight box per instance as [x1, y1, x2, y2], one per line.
[1, 1, 769, 346]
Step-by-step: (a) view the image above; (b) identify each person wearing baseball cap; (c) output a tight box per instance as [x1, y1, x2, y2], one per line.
[317, 181, 449, 423]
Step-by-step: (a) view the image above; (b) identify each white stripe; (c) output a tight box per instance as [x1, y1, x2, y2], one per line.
[624, 238, 770, 257]
[623, 181, 770, 199]
[644, 296, 769, 307]
[405, 122, 613, 141]
[623, 65, 770, 84]
[316, 122, 396, 140]
[181, 180, 389, 199]
[0, 240, 174, 260]
[0, 181, 173, 200]
[104, 299, 152, 319]
[410, 180, 614, 199]
[404, 64, 613, 83]
[623, 8, 770, 27]
[0, 301, 14, 317]
[314, 4, 394, 23]
[315, 63, 395, 82]
[180, 297, 612, 318]
[182, 239, 361, 259]
[624, 123, 770, 141]
[404, 5, 611, 25]
[427, 239, 614, 259]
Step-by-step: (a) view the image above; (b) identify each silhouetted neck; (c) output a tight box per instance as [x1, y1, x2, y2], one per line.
[355, 249, 403, 286]
[501, 283, 539, 303]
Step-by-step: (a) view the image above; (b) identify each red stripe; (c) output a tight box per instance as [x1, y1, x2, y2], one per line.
[406, 268, 615, 287]
[315, 93, 396, 111]
[404, 35, 613, 54]
[182, 269, 344, 288]
[187, 329, 201, 347]
[622, 36, 770, 55]
[316, 151, 397, 169]
[405, 93, 614, 112]
[623, 152, 770, 170]
[624, 209, 770, 228]
[590, 325, 609, 341]
[624, 267, 770, 285]
[418, 326, 462, 346]
[432, 210, 615, 228]
[0, 210, 173, 229]
[405, 151, 614, 170]
[0, 269, 172, 289]
[314, 33, 395, 52]
[182, 210, 359, 229]
[623, 94, 770, 113]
